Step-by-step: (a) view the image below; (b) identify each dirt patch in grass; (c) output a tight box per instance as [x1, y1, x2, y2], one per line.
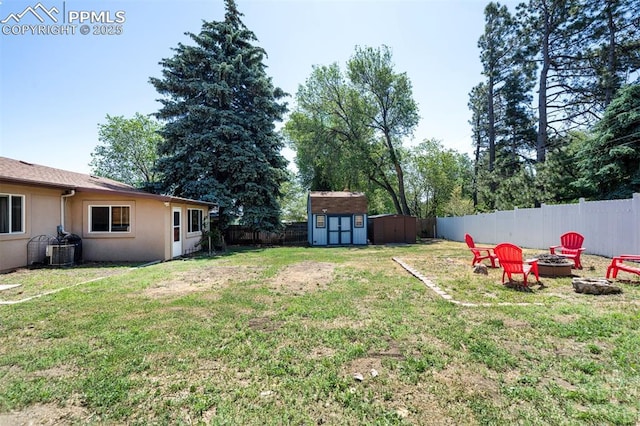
[248, 316, 282, 333]
[340, 346, 458, 423]
[143, 265, 264, 298]
[267, 261, 335, 294]
[434, 363, 499, 399]
[340, 340, 405, 383]
[0, 402, 88, 426]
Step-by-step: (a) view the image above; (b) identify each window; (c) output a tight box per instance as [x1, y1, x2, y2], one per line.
[316, 214, 326, 228]
[354, 214, 364, 228]
[90, 205, 130, 232]
[0, 194, 24, 234]
[188, 209, 204, 233]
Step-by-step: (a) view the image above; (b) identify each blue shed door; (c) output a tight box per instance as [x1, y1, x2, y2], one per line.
[328, 216, 352, 245]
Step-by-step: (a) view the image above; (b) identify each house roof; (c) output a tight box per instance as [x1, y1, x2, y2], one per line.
[0, 156, 212, 207]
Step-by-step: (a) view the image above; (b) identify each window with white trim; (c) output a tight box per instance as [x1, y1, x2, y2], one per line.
[0, 194, 24, 234]
[316, 215, 326, 228]
[354, 214, 364, 228]
[188, 208, 204, 233]
[90, 205, 130, 232]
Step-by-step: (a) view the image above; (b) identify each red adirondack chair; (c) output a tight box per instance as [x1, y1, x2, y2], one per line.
[465, 234, 498, 268]
[494, 243, 540, 286]
[606, 255, 640, 279]
[549, 232, 585, 269]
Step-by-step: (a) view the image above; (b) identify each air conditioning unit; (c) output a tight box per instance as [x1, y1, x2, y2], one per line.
[45, 244, 75, 266]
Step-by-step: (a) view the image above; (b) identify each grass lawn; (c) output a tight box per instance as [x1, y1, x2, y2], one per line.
[0, 241, 639, 425]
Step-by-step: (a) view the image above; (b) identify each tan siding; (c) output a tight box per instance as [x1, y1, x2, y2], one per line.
[0, 183, 62, 271]
[1, 183, 208, 271]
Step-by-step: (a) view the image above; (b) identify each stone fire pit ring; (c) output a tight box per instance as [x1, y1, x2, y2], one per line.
[535, 253, 573, 278]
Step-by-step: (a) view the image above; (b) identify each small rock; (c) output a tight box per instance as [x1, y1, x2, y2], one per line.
[572, 278, 622, 295]
[473, 264, 488, 275]
[396, 407, 410, 418]
[353, 373, 364, 382]
[370, 368, 379, 377]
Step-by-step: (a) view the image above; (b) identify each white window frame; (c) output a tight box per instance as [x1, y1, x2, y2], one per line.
[354, 214, 364, 228]
[0, 193, 25, 234]
[187, 208, 204, 233]
[89, 205, 131, 233]
[316, 214, 326, 228]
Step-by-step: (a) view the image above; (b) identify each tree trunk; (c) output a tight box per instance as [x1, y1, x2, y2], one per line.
[473, 118, 481, 208]
[370, 172, 403, 214]
[604, 0, 616, 107]
[383, 132, 411, 215]
[487, 74, 496, 172]
[537, 25, 550, 164]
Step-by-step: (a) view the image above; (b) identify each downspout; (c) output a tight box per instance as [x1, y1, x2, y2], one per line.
[58, 189, 76, 236]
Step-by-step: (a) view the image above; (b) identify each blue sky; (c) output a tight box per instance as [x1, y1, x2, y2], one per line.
[1, 0, 520, 174]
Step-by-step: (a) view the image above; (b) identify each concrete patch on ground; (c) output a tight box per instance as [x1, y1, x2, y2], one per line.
[0, 284, 21, 291]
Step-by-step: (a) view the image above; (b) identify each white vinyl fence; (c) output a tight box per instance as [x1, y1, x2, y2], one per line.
[437, 193, 640, 259]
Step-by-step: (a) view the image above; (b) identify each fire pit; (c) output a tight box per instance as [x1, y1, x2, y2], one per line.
[535, 254, 573, 277]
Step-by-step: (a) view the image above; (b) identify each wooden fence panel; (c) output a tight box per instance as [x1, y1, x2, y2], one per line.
[417, 218, 437, 238]
[225, 222, 308, 246]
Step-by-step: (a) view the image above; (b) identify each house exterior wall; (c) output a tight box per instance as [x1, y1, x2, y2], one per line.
[0, 183, 62, 271]
[71, 195, 205, 262]
[72, 194, 166, 262]
[0, 183, 208, 271]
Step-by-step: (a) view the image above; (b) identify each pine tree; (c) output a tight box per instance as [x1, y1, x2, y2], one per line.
[577, 0, 640, 109]
[577, 84, 640, 199]
[478, 2, 517, 173]
[149, 0, 288, 231]
[468, 83, 489, 209]
[474, 3, 537, 210]
[517, 0, 578, 163]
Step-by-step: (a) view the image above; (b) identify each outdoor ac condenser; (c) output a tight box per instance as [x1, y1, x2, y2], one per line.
[45, 244, 74, 266]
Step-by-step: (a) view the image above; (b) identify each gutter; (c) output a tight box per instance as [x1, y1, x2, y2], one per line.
[59, 189, 75, 235]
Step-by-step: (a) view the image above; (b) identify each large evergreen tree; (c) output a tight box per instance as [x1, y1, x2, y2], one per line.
[577, 84, 640, 199]
[478, 2, 517, 174]
[517, 0, 578, 164]
[149, 0, 288, 231]
[471, 3, 537, 210]
[468, 82, 489, 208]
[566, 0, 640, 115]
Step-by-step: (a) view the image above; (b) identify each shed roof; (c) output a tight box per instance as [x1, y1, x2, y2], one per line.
[308, 191, 367, 214]
[0, 156, 211, 207]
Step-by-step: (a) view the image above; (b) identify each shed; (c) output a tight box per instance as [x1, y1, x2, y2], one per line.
[368, 214, 417, 245]
[307, 191, 367, 246]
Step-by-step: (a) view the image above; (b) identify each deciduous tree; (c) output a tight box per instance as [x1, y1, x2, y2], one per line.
[286, 46, 419, 215]
[89, 113, 162, 189]
[404, 139, 473, 218]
